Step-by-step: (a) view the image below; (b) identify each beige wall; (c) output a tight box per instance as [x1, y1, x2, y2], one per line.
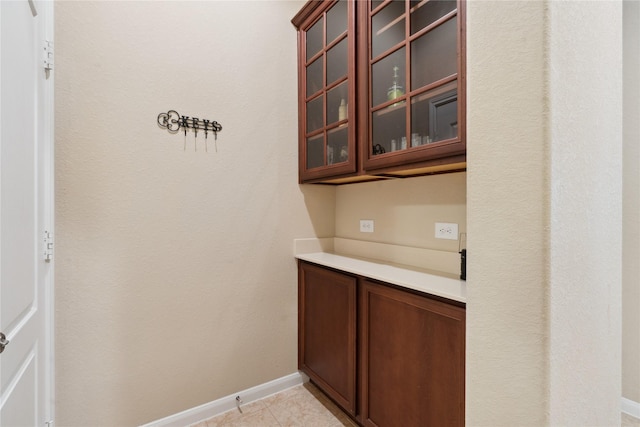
[335, 172, 466, 253]
[466, 1, 549, 423]
[54, 1, 334, 426]
[54, 1, 638, 426]
[467, 0, 623, 425]
[547, 2, 622, 422]
[623, 0, 640, 405]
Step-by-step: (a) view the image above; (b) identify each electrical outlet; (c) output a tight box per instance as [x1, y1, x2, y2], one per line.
[360, 219, 374, 233]
[435, 222, 458, 240]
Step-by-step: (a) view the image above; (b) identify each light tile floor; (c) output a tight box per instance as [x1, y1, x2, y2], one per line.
[190, 382, 357, 427]
[191, 383, 640, 427]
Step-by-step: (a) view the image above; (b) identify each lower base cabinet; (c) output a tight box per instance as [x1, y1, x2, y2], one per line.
[360, 280, 465, 426]
[298, 261, 465, 427]
[298, 261, 357, 415]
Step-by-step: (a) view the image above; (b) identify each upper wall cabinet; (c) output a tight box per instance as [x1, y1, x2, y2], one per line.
[293, 0, 466, 184]
[292, 0, 358, 183]
[361, 0, 466, 176]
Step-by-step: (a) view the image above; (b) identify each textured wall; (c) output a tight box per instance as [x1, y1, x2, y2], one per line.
[623, 0, 640, 405]
[547, 2, 622, 423]
[335, 172, 466, 253]
[467, 0, 623, 425]
[54, 1, 334, 426]
[466, 1, 549, 424]
[53, 1, 635, 425]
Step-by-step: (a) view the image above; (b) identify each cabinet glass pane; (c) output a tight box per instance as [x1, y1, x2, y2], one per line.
[410, 0, 456, 35]
[327, 0, 348, 45]
[306, 17, 323, 61]
[410, 17, 457, 89]
[327, 38, 348, 86]
[307, 95, 324, 133]
[372, 102, 406, 155]
[372, 47, 405, 108]
[307, 134, 324, 169]
[371, 0, 384, 11]
[327, 82, 348, 126]
[371, 1, 405, 59]
[410, 80, 457, 144]
[306, 57, 323, 97]
[327, 126, 349, 164]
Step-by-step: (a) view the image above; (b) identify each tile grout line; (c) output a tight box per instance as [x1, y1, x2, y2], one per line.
[265, 404, 283, 427]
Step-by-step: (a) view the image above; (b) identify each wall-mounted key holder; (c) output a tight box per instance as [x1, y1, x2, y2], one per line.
[157, 110, 222, 152]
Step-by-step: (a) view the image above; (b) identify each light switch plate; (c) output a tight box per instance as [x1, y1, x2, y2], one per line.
[360, 219, 374, 233]
[435, 222, 458, 240]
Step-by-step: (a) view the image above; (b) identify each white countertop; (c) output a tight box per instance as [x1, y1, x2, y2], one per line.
[295, 252, 466, 304]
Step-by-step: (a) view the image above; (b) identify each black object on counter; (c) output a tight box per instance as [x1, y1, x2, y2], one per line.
[459, 249, 466, 281]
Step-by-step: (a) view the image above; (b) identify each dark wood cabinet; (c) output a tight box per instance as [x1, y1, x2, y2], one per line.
[298, 261, 357, 415]
[360, 0, 466, 177]
[298, 260, 465, 426]
[292, 0, 359, 183]
[292, 0, 466, 184]
[360, 279, 465, 427]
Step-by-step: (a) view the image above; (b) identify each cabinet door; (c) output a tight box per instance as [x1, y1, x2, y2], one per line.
[298, 262, 357, 415]
[294, 0, 358, 183]
[361, 0, 466, 173]
[360, 280, 465, 427]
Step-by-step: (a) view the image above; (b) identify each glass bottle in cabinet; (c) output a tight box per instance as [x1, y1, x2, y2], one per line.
[293, 0, 357, 183]
[387, 66, 405, 103]
[362, 0, 466, 172]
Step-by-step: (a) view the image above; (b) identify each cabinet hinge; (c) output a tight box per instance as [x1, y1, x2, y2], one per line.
[44, 230, 53, 262]
[43, 40, 53, 71]
[45, 421, 54, 427]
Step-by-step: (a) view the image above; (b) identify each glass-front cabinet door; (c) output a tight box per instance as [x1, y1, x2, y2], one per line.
[361, 0, 466, 172]
[293, 0, 357, 183]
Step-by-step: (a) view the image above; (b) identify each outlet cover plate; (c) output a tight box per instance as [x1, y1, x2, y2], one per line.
[360, 219, 374, 233]
[435, 222, 458, 240]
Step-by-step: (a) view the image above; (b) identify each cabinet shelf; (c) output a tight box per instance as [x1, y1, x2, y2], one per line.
[409, 3, 457, 41]
[371, 99, 406, 115]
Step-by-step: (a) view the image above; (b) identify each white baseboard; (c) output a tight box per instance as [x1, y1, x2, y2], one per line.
[622, 397, 640, 419]
[139, 372, 309, 427]
[139, 375, 640, 426]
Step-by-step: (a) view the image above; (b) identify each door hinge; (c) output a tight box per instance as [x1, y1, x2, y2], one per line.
[45, 420, 54, 427]
[44, 230, 53, 262]
[43, 40, 53, 71]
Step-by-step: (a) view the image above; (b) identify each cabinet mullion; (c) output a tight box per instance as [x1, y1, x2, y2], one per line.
[405, 0, 411, 152]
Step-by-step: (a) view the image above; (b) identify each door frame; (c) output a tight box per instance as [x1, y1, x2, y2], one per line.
[40, 0, 56, 423]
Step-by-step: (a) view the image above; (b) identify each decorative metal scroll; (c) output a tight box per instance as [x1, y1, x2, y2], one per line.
[157, 110, 222, 151]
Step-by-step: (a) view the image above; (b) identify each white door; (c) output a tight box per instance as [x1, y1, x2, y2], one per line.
[0, 1, 54, 426]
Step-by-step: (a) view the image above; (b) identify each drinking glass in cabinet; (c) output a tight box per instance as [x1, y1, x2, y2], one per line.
[372, 103, 406, 155]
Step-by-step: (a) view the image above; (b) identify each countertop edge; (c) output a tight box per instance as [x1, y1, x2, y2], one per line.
[296, 252, 466, 304]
